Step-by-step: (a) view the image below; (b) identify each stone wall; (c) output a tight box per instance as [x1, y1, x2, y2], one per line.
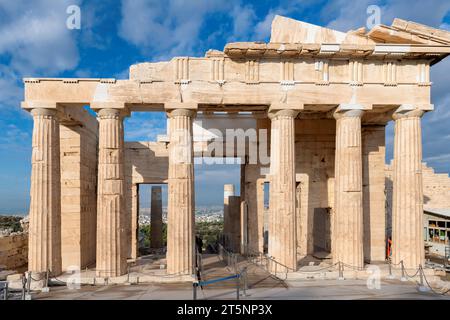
[295, 119, 336, 256]
[60, 124, 98, 270]
[362, 125, 386, 262]
[385, 163, 450, 236]
[422, 166, 450, 209]
[0, 233, 28, 270]
[293, 120, 386, 262]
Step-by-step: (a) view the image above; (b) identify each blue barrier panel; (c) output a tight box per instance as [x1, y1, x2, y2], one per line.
[198, 274, 240, 287]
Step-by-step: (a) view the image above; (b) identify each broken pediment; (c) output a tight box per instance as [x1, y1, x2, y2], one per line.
[269, 15, 450, 46]
[269, 15, 375, 45]
[368, 18, 450, 45]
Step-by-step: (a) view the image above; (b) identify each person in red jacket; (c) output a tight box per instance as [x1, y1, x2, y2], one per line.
[386, 236, 393, 260]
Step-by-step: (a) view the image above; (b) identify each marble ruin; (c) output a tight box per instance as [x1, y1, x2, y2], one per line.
[21, 16, 450, 277]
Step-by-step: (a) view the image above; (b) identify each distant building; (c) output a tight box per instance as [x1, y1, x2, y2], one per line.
[424, 208, 450, 258]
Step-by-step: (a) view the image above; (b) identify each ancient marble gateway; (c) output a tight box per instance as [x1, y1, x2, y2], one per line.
[22, 16, 450, 278]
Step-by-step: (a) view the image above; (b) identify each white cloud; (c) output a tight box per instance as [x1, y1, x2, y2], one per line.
[118, 0, 286, 59]
[124, 112, 167, 141]
[226, 4, 257, 42]
[118, 0, 234, 60]
[424, 153, 450, 163]
[253, 11, 278, 41]
[0, 122, 30, 151]
[0, 65, 22, 107]
[0, 0, 81, 75]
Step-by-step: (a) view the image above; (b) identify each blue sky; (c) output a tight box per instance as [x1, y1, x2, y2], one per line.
[0, 0, 449, 213]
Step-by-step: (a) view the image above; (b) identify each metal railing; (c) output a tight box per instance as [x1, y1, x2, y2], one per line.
[445, 246, 450, 269]
[218, 243, 238, 273]
[243, 248, 295, 281]
[0, 281, 8, 300]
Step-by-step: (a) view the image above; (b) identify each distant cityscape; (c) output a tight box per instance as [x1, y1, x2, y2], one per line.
[0, 205, 226, 223]
[139, 205, 224, 225]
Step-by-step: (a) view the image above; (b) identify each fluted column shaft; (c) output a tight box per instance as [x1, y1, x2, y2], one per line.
[28, 108, 62, 275]
[392, 109, 425, 269]
[150, 186, 163, 248]
[167, 109, 195, 275]
[96, 109, 126, 277]
[268, 110, 298, 272]
[333, 109, 364, 268]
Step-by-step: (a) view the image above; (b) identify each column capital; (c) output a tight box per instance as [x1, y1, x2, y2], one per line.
[393, 105, 426, 120]
[165, 102, 198, 112]
[333, 108, 364, 120]
[268, 102, 304, 114]
[268, 109, 299, 120]
[167, 108, 196, 118]
[30, 108, 58, 118]
[97, 108, 123, 120]
[90, 102, 127, 111]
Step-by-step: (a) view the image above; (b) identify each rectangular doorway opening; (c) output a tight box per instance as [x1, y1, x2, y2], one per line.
[312, 207, 331, 254]
[194, 157, 241, 254]
[138, 184, 168, 256]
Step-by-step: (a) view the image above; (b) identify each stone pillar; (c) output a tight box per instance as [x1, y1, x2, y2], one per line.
[150, 186, 163, 249]
[240, 200, 248, 254]
[332, 109, 364, 268]
[28, 108, 62, 276]
[129, 183, 139, 260]
[96, 109, 126, 277]
[223, 184, 235, 247]
[268, 110, 298, 272]
[167, 109, 195, 275]
[362, 125, 386, 263]
[392, 108, 425, 269]
[60, 123, 98, 271]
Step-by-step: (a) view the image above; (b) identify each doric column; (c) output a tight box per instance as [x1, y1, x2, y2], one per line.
[150, 186, 163, 249]
[333, 109, 364, 268]
[268, 110, 298, 272]
[28, 108, 62, 276]
[392, 108, 425, 269]
[96, 109, 126, 277]
[167, 109, 195, 275]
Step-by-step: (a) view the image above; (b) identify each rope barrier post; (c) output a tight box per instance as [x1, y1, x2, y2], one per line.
[400, 261, 407, 282]
[338, 262, 344, 281]
[41, 270, 50, 293]
[275, 259, 277, 276]
[21, 274, 26, 300]
[387, 261, 395, 280]
[418, 265, 431, 292]
[236, 274, 240, 300]
[193, 282, 198, 300]
[2, 282, 8, 300]
[25, 271, 32, 300]
[240, 267, 250, 297]
[125, 265, 131, 285]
